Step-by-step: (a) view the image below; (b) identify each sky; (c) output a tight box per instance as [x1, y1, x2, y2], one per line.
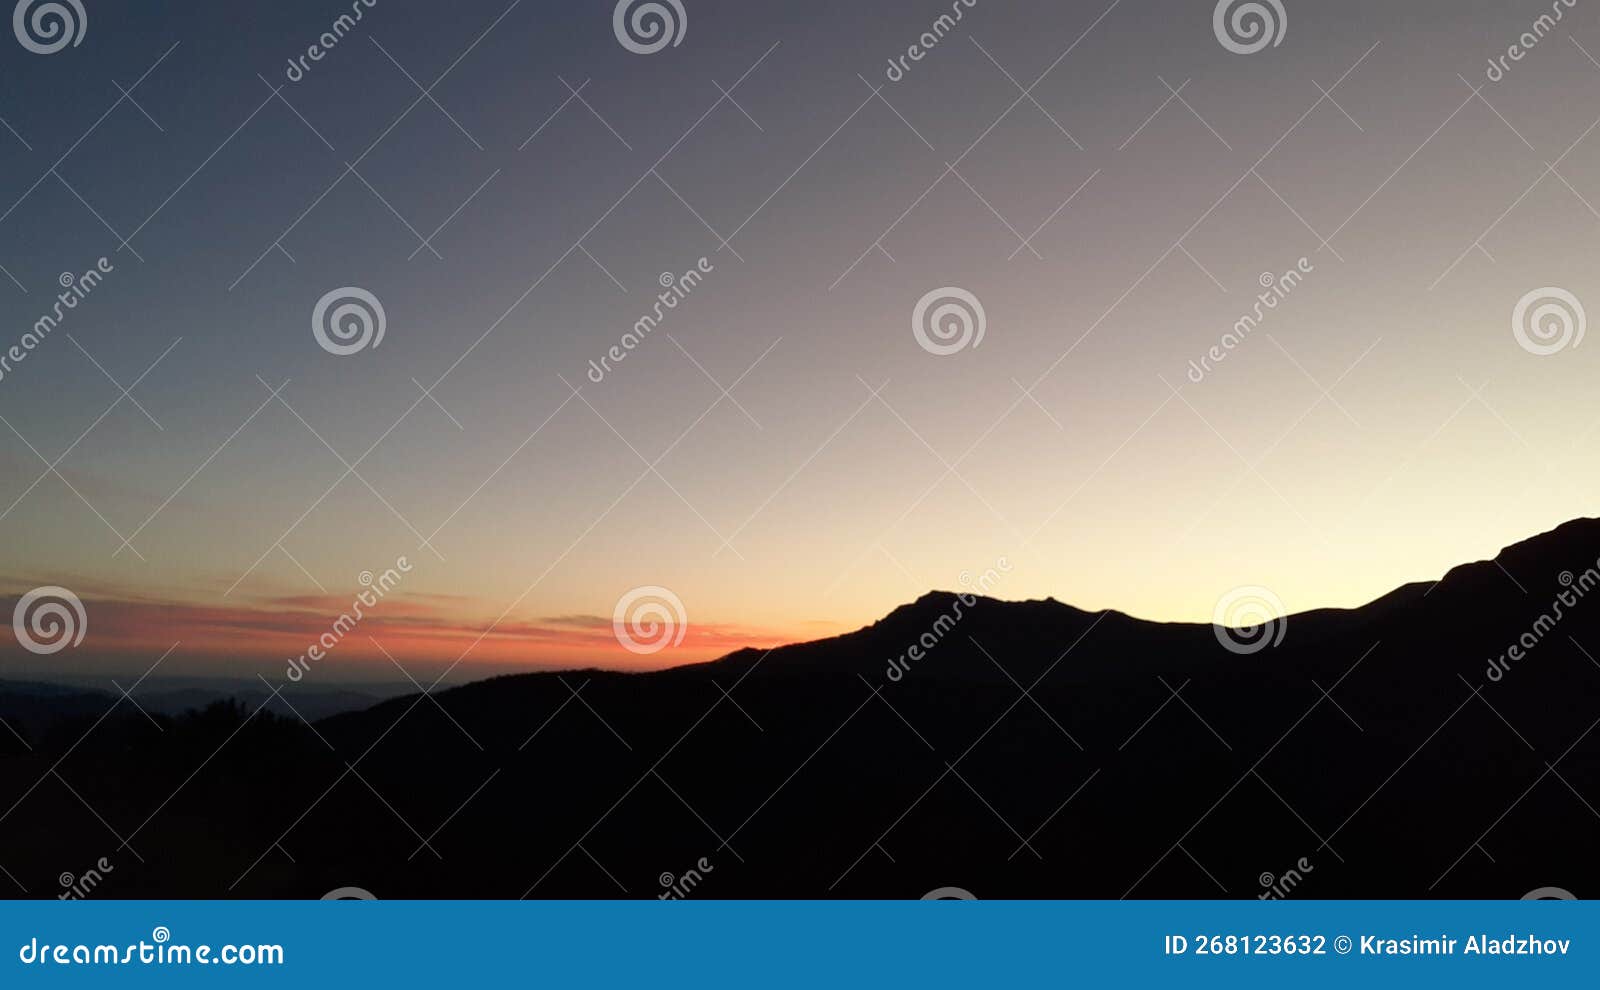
[1, 0, 1597, 683]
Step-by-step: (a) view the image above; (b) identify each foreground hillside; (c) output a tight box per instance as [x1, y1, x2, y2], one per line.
[2, 519, 1598, 898]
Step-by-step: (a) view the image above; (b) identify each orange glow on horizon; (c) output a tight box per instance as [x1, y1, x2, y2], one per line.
[0, 587, 821, 678]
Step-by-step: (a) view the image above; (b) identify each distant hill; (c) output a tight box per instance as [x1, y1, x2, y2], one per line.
[3, 519, 1599, 898]
[0, 679, 387, 740]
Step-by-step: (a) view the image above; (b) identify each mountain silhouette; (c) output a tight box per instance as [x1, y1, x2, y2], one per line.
[4, 518, 1600, 898]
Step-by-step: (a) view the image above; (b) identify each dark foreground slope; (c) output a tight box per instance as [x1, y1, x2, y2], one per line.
[3, 520, 1600, 899]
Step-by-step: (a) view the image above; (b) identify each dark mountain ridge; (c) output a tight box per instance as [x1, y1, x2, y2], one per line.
[3, 518, 1599, 899]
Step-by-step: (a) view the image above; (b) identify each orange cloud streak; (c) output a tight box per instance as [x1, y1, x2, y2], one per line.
[0, 588, 800, 674]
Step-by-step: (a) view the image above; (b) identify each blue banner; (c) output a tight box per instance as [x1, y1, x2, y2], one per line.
[0, 900, 1590, 986]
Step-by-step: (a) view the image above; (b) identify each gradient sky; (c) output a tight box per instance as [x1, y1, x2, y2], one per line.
[1, 0, 1597, 683]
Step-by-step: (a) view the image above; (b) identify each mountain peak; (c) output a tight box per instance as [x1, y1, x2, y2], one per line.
[1431, 517, 1600, 599]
